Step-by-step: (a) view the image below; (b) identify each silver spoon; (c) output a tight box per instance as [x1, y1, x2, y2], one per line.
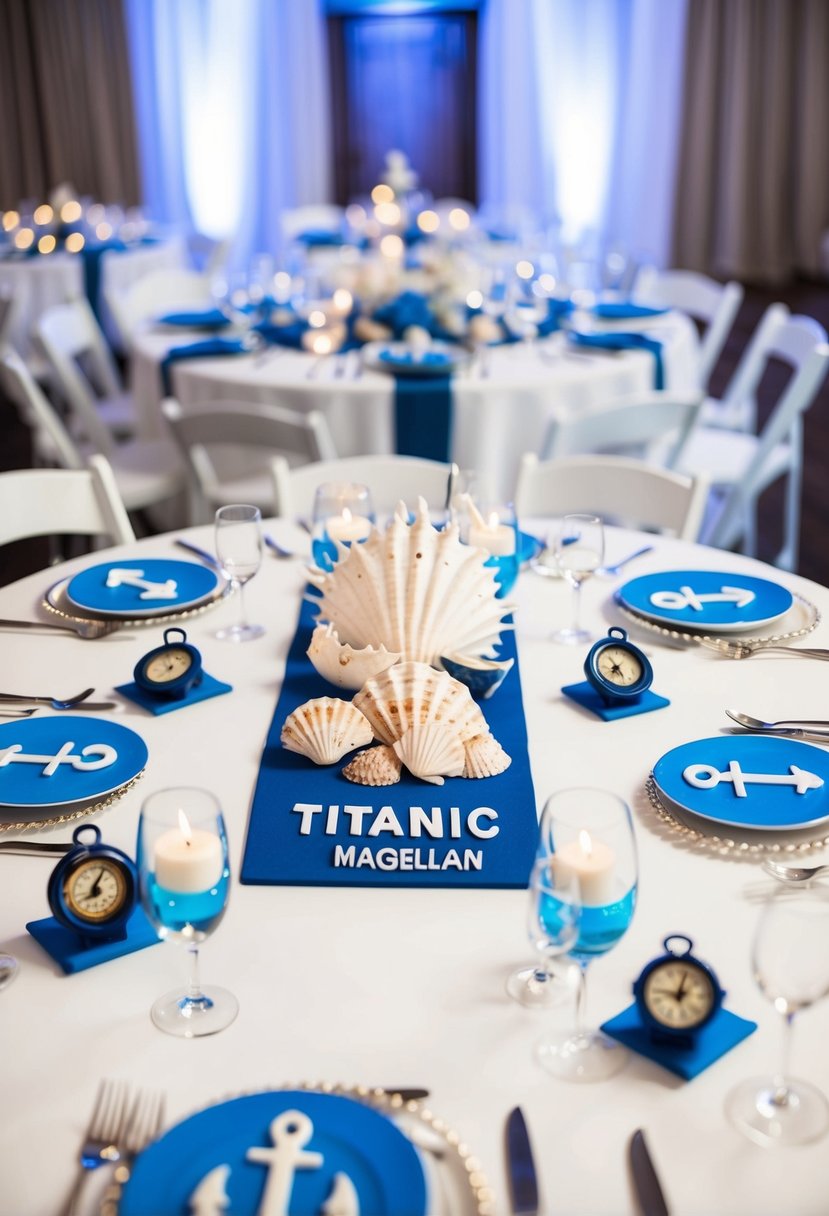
[725, 710, 829, 737]
[0, 953, 18, 991]
[263, 533, 297, 560]
[763, 859, 829, 884]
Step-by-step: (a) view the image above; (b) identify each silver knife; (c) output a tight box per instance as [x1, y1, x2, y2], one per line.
[0, 841, 72, 856]
[174, 538, 223, 570]
[630, 1129, 669, 1216]
[506, 1106, 539, 1215]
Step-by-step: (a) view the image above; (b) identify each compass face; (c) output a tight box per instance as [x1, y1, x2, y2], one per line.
[596, 645, 644, 687]
[63, 857, 130, 923]
[641, 960, 716, 1030]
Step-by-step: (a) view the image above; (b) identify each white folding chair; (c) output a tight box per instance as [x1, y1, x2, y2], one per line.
[162, 397, 337, 524]
[280, 205, 345, 242]
[1, 349, 184, 521]
[676, 316, 829, 570]
[635, 267, 744, 393]
[36, 297, 137, 439]
[105, 268, 213, 351]
[271, 454, 456, 521]
[540, 389, 704, 469]
[0, 288, 18, 349]
[0, 455, 134, 549]
[515, 454, 710, 542]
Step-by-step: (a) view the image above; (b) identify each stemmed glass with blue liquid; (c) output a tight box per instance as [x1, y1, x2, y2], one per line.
[506, 857, 582, 1009]
[137, 787, 238, 1038]
[535, 788, 638, 1081]
[311, 482, 375, 572]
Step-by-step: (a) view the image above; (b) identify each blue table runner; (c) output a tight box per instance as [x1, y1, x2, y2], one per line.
[393, 372, 453, 462]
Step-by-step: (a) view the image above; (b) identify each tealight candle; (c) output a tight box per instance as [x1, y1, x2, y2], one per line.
[552, 830, 615, 906]
[326, 507, 372, 544]
[468, 510, 515, 557]
[153, 809, 223, 893]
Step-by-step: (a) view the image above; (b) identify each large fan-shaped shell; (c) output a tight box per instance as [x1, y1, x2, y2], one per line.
[308, 498, 512, 667]
[342, 744, 402, 787]
[307, 622, 401, 691]
[462, 733, 512, 778]
[353, 661, 487, 745]
[281, 697, 373, 765]
[392, 724, 465, 786]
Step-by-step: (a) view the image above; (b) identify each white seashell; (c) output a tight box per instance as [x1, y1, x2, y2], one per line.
[392, 724, 465, 786]
[353, 661, 487, 745]
[462, 733, 512, 778]
[281, 697, 373, 765]
[309, 498, 512, 667]
[342, 745, 402, 787]
[306, 623, 401, 691]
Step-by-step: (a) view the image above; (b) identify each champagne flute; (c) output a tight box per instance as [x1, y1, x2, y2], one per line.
[535, 788, 638, 1082]
[552, 513, 604, 644]
[506, 856, 581, 1009]
[137, 787, 238, 1038]
[725, 888, 829, 1146]
[215, 503, 265, 641]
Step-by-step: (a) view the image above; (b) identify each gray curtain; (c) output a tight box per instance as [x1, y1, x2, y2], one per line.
[672, 0, 829, 283]
[0, 0, 140, 209]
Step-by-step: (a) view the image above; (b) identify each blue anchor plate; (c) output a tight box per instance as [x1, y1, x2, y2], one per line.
[653, 735, 829, 830]
[616, 569, 793, 630]
[65, 559, 221, 617]
[0, 716, 148, 808]
[121, 1089, 427, 1216]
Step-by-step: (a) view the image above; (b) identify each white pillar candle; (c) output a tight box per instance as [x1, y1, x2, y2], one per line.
[154, 810, 223, 893]
[552, 830, 616, 906]
[468, 511, 516, 557]
[326, 508, 372, 544]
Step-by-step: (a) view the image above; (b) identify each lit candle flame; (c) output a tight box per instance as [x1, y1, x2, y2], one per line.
[178, 808, 193, 845]
[578, 829, 593, 858]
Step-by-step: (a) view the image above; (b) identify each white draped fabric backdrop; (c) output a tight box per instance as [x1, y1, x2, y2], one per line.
[125, 0, 687, 272]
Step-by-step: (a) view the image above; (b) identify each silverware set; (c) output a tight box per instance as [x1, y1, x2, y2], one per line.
[699, 637, 829, 660]
[0, 616, 120, 640]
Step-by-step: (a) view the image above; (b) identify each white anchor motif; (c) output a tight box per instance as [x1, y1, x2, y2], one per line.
[0, 741, 117, 777]
[105, 568, 178, 600]
[650, 585, 756, 612]
[683, 760, 824, 797]
[189, 1111, 360, 1216]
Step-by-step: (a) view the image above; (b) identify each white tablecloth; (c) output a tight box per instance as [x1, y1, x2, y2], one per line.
[0, 235, 186, 358]
[2, 525, 829, 1214]
[130, 314, 699, 502]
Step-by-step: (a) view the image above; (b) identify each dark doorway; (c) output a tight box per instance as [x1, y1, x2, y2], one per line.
[328, 10, 477, 204]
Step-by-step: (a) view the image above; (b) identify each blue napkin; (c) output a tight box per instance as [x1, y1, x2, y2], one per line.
[81, 239, 127, 323]
[569, 331, 665, 389]
[591, 301, 669, 320]
[27, 906, 160, 975]
[394, 371, 453, 462]
[157, 307, 229, 329]
[253, 318, 308, 349]
[294, 228, 344, 247]
[115, 671, 232, 716]
[601, 1002, 757, 1080]
[561, 681, 670, 721]
[373, 291, 456, 343]
[160, 337, 250, 395]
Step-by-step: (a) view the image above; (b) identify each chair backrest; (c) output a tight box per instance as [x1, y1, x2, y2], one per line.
[0, 347, 85, 469]
[541, 389, 704, 469]
[106, 268, 213, 348]
[635, 267, 744, 387]
[35, 298, 120, 453]
[515, 454, 710, 541]
[271, 454, 455, 520]
[162, 397, 337, 520]
[0, 289, 19, 348]
[280, 205, 345, 241]
[0, 454, 134, 548]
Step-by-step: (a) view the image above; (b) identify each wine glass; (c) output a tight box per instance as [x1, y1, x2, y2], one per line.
[506, 856, 582, 1009]
[137, 787, 238, 1038]
[311, 482, 375, 571]
[535, 788, 638, 1082]
[215, 503, 265, 641]
[725, 888, 829, 1146]
[552, 513, 605, 644]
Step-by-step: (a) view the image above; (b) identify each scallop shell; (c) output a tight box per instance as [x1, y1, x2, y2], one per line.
[307, 622, 401, 691]
[281, 697, 373, 765]
[392, 724, 465, 786]
[353, 661, 487, 745]
[462, 733, 512, 778]
[342, 744, 402, 787]
[308, 498, 512, 667]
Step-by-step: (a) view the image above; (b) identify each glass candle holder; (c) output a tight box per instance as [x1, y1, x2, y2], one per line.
[457, 494, 519, 598]
[311, 482, 375, 571]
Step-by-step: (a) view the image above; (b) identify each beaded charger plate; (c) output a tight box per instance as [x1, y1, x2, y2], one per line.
[616, 590, 819, 649]
[119, 1083, 493, 1216]
[43, 566, 231, 629]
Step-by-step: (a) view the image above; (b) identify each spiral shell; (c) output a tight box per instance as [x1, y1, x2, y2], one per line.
[462, 733, 512, 778]
[392, 724, 465, 786]
[308, 498, 512, 667]
[342, 744, 402, 787]
[281, 697, 373, 765]
[353, 661, 486, 746]
[307, 622, 401, 691]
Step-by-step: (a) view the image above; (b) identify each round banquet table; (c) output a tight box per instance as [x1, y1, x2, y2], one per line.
[2, 522, 828, 1216]
[0, 233, 186, 358]
[130, 312, 698, 503]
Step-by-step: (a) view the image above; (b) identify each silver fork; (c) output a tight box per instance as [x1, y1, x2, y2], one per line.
[0, 617, 120, 640]
[99, 1089, 166, 1216]
[61, 1078, 130, 1216]
[698, 637, 829, 660]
